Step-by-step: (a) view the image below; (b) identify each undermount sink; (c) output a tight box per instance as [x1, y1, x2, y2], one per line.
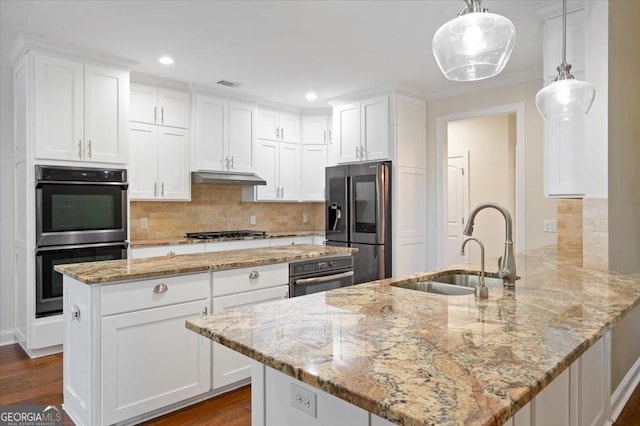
[431, 273, 506, 288]
[392, 271, 518, 296]
[396, 281, 475, 296]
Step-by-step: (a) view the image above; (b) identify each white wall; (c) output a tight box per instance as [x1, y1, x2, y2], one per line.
[0, 61, 15, 344]
[427, 79, 557, 268]
[448, 114, 516, 263]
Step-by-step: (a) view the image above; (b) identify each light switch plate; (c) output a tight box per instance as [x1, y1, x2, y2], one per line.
[250, 215, 256, 225]
[291, 382, 317, 418]
[303, 214, 308, 224]
[140, 218, 148, 229]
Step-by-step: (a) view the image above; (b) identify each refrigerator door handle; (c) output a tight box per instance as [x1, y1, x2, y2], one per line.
[347, 175, 355, 239]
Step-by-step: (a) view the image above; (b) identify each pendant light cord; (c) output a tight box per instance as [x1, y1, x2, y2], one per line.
[562, 0, 567, 65]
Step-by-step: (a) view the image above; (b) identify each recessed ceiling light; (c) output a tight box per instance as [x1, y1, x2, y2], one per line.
[305, 92, 318, 101]
[158, 56, 175, 65]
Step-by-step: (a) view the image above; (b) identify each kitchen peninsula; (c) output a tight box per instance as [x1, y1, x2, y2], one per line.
[187, 246, 640, 426]
[55, 244, 355, 426]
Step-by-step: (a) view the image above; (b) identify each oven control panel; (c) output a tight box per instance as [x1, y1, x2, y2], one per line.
[290, 256, 353, 276]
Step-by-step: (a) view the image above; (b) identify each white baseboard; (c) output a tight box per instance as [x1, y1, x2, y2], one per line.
[18, 341, 63, 358]
[610, 355, 640, 421]
[0, 329, 16, 346]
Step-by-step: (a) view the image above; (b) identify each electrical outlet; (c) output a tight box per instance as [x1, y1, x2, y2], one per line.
[544, 219, 557, 233]
[140, 218, 148, 229]
[303, 214, 308, 224]
[291, 383, 317, 418]
[250, 215, 256, 225]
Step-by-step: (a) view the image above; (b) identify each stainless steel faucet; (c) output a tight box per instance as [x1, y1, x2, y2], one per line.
[463, 202, 517, 287]
[460, 237, 488, 298]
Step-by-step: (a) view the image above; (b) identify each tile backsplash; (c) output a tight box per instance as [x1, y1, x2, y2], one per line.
[557, 199, 583, 251]
[130, 185, 325, 240]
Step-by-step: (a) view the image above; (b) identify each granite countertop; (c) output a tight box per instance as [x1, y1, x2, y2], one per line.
[130, 230, 325, 248]
[54, 244, 354, 284]
[186, 246, 640, 426]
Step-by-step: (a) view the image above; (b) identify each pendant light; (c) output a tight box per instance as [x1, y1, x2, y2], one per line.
[432, 0, 516, 81]
[535, 0, 595, 120]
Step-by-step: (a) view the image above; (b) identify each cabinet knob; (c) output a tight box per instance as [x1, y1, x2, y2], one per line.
[249, 271, 260, 279]
[153, 283, 168, 293]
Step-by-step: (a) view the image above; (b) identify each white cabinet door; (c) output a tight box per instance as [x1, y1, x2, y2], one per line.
[84, 65, 128, 164]
[302, 145, 327, 201]
[258, 109, 279, 140]
[101, 299, 211, 425]
[395, 236, 426, 277]
[228, 101, 256, 173]
[130, 83, 157, 125]
[158, 128, 190, 200]
[395, 94, 426, 168]
[34, 55, 84, 161]
[545, 118, 585, 197]
[129, 123, 158, 200]
[361, 95, 390, 161]
[335, 102, 360, 163]
[158, 88, 190, 128]
[533, 367, 570, 426]
[302, 115, 329, 145]
[578, 337, 608, 426]
[255, 140, 279, 200]
[211, 285, 289, 390]
[195, 95, 227, 171]
[279, 112, 300, 143]
[279, 143, 300, 201]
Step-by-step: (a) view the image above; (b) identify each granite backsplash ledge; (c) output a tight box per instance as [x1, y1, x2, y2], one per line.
[130, 184, 325, 240]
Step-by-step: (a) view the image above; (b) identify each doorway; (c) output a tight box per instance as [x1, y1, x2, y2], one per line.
[434, 103, 526, 269]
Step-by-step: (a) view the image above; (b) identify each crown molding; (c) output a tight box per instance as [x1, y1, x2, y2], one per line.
[327, 83, 428, 107]
[425, 68, 542, 101]
[532, 0, 586, 20]
[130, 72, 191, 91]
[8, 34, 138, 69]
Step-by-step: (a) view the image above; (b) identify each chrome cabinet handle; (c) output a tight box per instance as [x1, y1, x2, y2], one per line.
[328, 129, 332, 143]
[153, 283, 168, 293]
[154, 106, 157, 123]
[161, 107, 164, 124]
[161, 182, 165, 197]
[154, 182, 157, 197]
[87, 140, 92, 158]
[324, 130, 326, 142]
[249, 270, 260, 279]
[276, 127, 280, 139]
[230, 156, 234, 170]
[78, 140, 82, 158]
[281, 127, 285, 140]
[224, 156, 229, 170]
[356, 146, 360, 159]
[281, 186, 284, 199]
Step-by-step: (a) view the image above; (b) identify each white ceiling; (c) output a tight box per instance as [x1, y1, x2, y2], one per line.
[0, 0, 548, 108]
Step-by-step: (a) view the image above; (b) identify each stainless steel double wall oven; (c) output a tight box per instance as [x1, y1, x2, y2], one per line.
[35, 166, 129, 317]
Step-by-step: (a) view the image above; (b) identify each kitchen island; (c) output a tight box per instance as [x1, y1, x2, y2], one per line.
[186, 246, 640, 426]
[55, 244, 355, 426]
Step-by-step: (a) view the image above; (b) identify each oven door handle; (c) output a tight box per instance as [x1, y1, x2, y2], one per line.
[295, 271, 354, 286]
[36, 180, 129, 188]
[36, 241, 129, 253]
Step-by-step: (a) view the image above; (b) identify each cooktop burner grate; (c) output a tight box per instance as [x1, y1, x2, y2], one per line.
[185, 230, 266, 240]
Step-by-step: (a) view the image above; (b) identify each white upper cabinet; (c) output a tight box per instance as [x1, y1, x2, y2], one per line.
[130, 83, 190, 129]
[258, 109, 300, 143]
[334, 95, 390, 164]
[254, 139, 300, 201]
[541, 6, 586, 198]
[34, 54, 128, 164]
[192, 94, 256, 173]
[301, 145, 327, 201]
[129, 123, 190, 201]
[395, 94, 427, 169]
[302, 115, 329, 145]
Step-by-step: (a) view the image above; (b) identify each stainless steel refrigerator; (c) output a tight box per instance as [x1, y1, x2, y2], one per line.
[325, 161, 392, 284]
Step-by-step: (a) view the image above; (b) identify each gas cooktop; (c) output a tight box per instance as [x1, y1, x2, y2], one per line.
[185, 230, 267, 240]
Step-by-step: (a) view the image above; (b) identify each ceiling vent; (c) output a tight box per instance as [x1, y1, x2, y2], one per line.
[216, 80, 242, 88]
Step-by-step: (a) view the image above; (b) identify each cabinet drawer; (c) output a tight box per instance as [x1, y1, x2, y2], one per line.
[212, 264, 288, 297]
[101, 273, 210, 316]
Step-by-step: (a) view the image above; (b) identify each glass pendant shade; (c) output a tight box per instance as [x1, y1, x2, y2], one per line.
[432, 11, 516, 81]
[535, 78, 596, 120]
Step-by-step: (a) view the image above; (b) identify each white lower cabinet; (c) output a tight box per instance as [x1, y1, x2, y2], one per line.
[212, 285, 289, 390]
[101, 299, 211, 425]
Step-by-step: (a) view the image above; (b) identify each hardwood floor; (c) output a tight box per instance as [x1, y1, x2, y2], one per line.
[1, 343, 639, 425]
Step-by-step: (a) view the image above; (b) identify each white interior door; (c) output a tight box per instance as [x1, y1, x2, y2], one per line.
[445, 151, 469, 267]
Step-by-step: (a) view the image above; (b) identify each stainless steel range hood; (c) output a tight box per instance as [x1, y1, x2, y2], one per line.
[191, 171, 267, 186]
